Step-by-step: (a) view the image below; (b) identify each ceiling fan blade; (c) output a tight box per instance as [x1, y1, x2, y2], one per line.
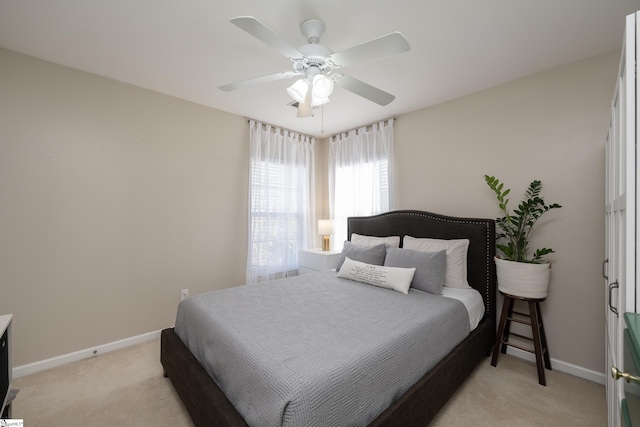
[231, 16, 303, 60]
[328, 32, 410, 68]
[297, 84, 313, 118]
[334, 74, 395, 106]
[218, 71, 294, 92]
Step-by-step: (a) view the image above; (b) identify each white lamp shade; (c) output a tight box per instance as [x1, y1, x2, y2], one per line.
[287, 79, 308, 103]
[288, 76, 334, 107]
[312, 74, 334, 99]
[318, 219, 334, 235]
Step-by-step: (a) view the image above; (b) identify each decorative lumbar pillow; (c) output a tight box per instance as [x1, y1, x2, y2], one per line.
[335, 241, 387, 271]
[351, 233, 400, 248]
[384, 248, 447, 294]
[337, 257, 416, 294]
[402, 236, 471, 289]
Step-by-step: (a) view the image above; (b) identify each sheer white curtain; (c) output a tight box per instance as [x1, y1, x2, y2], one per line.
[246, 120, 316, 284]
[328, 119, 394, 250]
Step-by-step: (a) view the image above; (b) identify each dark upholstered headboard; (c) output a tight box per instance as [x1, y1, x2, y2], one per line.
[347, 210, 496, 327]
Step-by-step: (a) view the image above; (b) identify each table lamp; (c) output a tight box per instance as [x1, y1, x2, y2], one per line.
[318, 219, 334, 251]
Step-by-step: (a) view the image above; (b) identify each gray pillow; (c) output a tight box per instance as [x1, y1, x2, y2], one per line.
[384, 248, 447, 294]
[336, 241, 387, 271]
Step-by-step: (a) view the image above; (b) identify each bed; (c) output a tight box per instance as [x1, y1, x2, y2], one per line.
[161, 210, 496, 426]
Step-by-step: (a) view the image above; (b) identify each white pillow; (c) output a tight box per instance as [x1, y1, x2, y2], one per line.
[402, 236, 471, 289]
[336, 257, 415, 294]
[351, 233, 400, 248]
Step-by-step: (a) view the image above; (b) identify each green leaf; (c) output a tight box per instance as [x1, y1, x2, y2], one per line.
[485, 175, 561, 263]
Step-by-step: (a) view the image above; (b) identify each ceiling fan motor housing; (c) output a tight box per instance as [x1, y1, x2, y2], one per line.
[294, 43, 334, 78]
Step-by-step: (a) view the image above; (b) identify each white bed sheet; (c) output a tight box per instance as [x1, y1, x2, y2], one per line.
[440, 287, 485, 330]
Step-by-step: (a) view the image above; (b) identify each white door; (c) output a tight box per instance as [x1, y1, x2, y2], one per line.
[605, 11, 637, 427]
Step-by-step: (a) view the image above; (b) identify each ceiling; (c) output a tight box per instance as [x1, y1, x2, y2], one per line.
[0, 0, 638, 138]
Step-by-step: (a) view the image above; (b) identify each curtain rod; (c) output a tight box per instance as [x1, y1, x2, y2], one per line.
[328, 117, 396, 139]
[246, 117, 396, 139]
[246, 119, 315, 139]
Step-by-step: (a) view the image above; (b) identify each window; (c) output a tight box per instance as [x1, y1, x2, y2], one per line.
[249, 160, 305, 278]
[334, 159, 390, 217]
[329, 120, 394, 248]
[247, 121, 315, 284]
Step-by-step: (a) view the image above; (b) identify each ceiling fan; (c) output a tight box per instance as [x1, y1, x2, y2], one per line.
[218, 16, 411, 118]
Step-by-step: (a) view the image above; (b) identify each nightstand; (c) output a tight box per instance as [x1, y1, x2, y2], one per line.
[298, 249, 341, 275]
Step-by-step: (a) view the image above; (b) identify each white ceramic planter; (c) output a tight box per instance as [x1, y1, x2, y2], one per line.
[494, 257, 551, 299]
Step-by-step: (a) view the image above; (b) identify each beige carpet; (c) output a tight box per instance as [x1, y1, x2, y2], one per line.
[11, 339, 605, 426]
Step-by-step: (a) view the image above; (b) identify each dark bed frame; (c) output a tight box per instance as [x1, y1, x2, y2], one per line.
[161, 210, 496, 427]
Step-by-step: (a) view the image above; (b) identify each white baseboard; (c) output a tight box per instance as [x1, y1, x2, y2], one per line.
[506, 347, 606, 385]
[13, 329, 162, 378]
[13, 328, 607, 386]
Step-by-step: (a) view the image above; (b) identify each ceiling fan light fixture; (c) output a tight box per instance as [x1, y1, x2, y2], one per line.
[287, 75, 333, 110]
[297, 83, 313, 118]
[287, 79, 309, 103]
[312, 74, 334, 99]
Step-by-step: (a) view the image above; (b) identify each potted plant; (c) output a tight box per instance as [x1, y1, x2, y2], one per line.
[484, 175, 562, 298]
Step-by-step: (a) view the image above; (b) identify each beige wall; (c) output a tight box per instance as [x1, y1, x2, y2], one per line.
[0, 48, 251, 366]
[394, 51, 618, 373]
[1, 45, 618, 375]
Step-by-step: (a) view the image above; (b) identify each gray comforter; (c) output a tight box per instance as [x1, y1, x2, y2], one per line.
[174, 270, 470, 427]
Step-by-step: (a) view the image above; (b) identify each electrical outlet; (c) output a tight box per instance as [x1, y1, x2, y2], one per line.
[181, 289, 189, 301]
